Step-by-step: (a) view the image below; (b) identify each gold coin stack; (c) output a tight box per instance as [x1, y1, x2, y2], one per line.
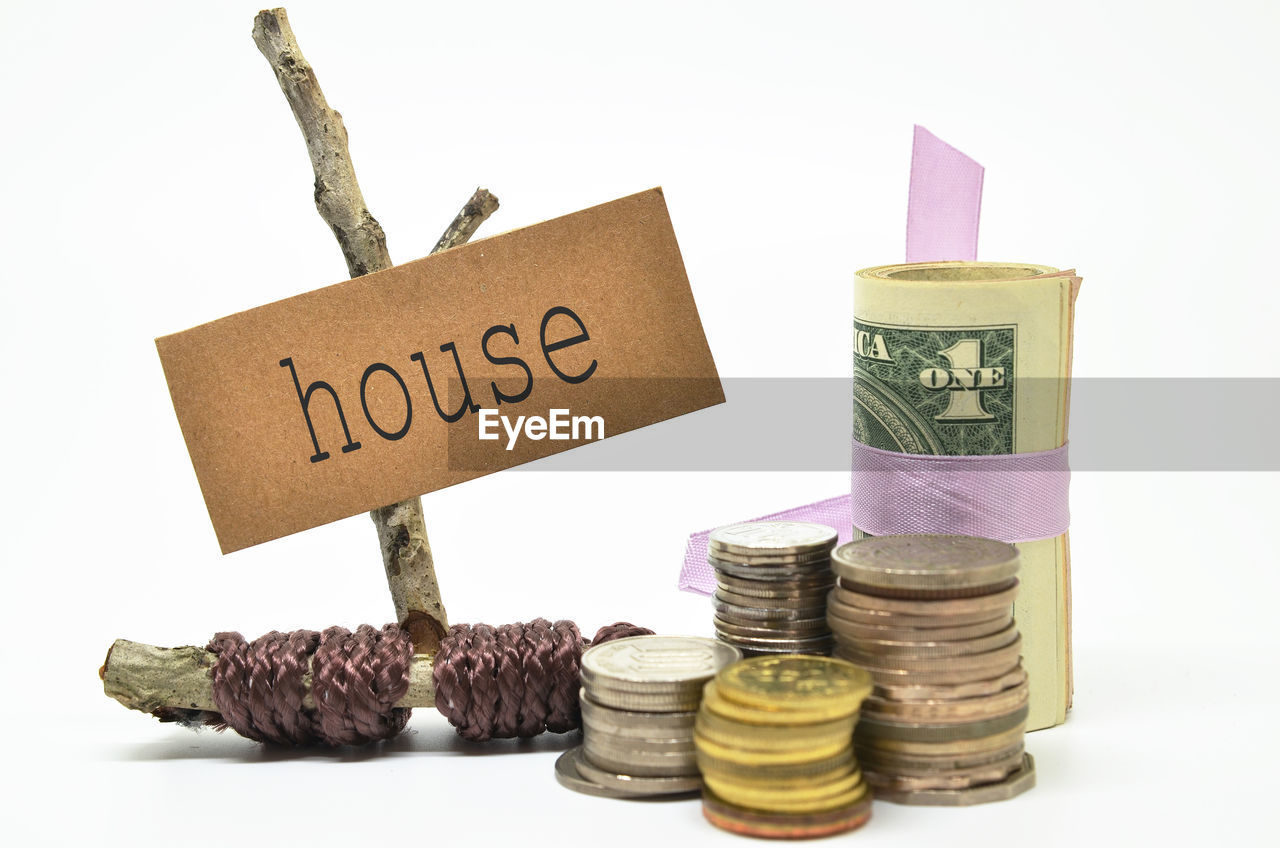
[828, 534, 1036, 805]
[694, 655, 874, 839]
[708, 521, 839, 656]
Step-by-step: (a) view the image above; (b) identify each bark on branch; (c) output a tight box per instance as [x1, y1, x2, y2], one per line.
[100, 639, 436, 715]
[252, 8, 499, 653]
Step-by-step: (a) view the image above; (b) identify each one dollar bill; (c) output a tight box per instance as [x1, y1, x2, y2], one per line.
[853, 261, 1081, 731]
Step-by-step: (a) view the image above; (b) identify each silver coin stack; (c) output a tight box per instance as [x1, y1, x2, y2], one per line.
[708, 521, 839, 656]
[555, 635, 741, 799]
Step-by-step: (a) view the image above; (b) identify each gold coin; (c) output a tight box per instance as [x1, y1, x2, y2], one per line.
[717, 655, 873, 715]
[702, 767, 865, 808]
[694, 729, 851, 766]
[700, 681, 855, 727]
[698, 758, 858, 790]
[711, 777, 870, 814]
[696, 742, 855, 782]
[694, 709, 855, 752]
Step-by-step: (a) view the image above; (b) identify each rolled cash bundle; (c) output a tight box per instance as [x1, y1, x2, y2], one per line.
[853, 261, 1079, 730]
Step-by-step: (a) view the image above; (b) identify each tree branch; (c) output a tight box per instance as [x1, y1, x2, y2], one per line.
[100, 639, 435, 715]
[252, 8, 499, 653]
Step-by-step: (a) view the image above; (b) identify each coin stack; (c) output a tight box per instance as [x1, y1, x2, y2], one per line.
[828, 534, 1035, 805]
[555, 635, 740, 799]
[708, 521, 838, 656]
[694, 655, 874, 839]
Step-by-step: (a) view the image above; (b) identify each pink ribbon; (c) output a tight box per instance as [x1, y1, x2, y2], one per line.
[850, 441, 1069, 542]
[906, 124, 984, 262]
[678, 126, 1067, 595]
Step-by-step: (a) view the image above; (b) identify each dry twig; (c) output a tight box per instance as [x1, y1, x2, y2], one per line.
[252, 8, 498, 652]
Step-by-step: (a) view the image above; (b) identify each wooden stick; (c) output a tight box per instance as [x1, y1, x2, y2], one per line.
[101, 639, 436, 715]
[252, 8, 498, 653]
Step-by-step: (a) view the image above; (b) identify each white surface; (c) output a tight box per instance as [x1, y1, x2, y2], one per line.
[2, 1, 1277, 845]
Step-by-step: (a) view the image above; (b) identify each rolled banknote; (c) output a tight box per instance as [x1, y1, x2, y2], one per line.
[852, 261, 1080, 731]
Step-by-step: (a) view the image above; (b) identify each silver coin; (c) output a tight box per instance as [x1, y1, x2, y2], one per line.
[712, 597, 830, 622]
[716, 635, 834, 653]
[715, 587, 831, 609]
[581, 712, 695, 745]
[710, 557, 834, 580]
[715, 575, 836, 599]
[582, 733, 697, 757]
[580, 666, 705, 701]
[581, 683, 704, 713]
[708, 548, 834, 566]
[581, 635, 740, 689]
[831, 535, 1020, 591]
[583, 744, 700, 777]
[555, 747, 700, 799]
[570, 747, 703, 796]
[709, 521, 839, 555]
[579, 693, 698, 736]
[713, 615, 831, 636]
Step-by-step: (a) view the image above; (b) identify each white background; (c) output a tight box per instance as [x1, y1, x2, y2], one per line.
[2, 0, 1277, 844]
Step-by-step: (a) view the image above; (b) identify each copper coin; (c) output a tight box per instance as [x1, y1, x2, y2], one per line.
[839, 578, 1018, 600]
[827, 612, 1012, 643]
[830, 580, 1019, 616]
[701, 788, 872, 839]
[838, 634, 1022, 672]
[857, 740, 1025, 773]
[827, 598, 1014, 629]
[857, 723, 1025, 757]
[863, 747, 1025, 789]
[863, 678, 1029, 723]
[839, 620, 1020, 659]
[856, 704, 1029, 742]
[870, 753, 1035, 806]
[871, 665, 1028, 702]
[831, 535, 1020, 591]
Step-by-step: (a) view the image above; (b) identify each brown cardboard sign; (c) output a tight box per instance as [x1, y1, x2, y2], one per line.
[157, 188, 723, 553]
